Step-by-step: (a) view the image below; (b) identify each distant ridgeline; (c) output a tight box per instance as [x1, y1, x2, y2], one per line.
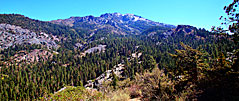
[0, 14, 79, 37]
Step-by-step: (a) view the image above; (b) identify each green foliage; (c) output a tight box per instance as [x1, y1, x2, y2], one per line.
[112, 71, 119, 89]
[0, 27, 234, 100]
[198, 1, 239, 100]
[221, 0, 239, 44]
[0, 9, 237, 100]
[170, 43, 208, 83]
[49, 86, 104, 100]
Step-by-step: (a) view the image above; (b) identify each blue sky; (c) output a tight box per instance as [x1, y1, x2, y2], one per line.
[0, 0, 232, 30]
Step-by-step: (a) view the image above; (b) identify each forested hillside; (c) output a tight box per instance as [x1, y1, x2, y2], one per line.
[0, 1, 239, 100]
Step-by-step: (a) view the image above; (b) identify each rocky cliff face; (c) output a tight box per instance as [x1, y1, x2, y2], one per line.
[0, 23, 59, 49]
[174, 25, 197, 34]
[84, 63, 125, 89]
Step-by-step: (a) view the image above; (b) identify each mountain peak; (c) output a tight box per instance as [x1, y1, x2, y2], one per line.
[99, 13, 145, 21]
[175, 25, 197, 31]
[173, 25, 198, 35]
[50, 13, 175, 35]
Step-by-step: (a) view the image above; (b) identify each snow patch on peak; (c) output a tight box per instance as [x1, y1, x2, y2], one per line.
[133, 16, 147, 21]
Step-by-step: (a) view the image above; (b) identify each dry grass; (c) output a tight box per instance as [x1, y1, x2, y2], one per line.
[106, 89, 131, 101]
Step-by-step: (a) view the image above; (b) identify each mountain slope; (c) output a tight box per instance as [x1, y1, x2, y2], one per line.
[0, 13, 237, 101]
[0, 14, 79, 37]
[0, 23, 59, 49]
[51, 13, 175, 35]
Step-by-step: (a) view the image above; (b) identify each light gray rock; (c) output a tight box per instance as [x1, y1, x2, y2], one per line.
[0, 23, 59, 49]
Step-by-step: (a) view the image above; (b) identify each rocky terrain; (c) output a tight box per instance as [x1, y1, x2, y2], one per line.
[81, 44, 107, 56]
[174, 25, 197, 35]
[84, 63, 125, 89]
[84, 50, 143, 89]
[0, 13, 230, 101]
[51, 13, 175, 35]
[11, 49, 58, 63]
[0, 24, 59, 49]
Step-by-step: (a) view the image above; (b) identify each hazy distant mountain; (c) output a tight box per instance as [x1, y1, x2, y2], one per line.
[50, 13, 175, 35]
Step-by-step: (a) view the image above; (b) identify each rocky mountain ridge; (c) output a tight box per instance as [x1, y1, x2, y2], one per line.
[50, 13, 175, 35]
